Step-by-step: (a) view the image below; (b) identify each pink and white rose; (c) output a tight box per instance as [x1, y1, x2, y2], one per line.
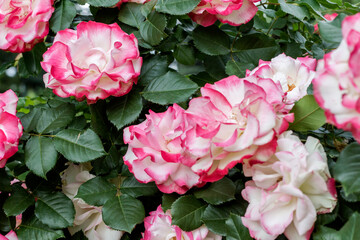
[62, 163, 123, 240]
[123, 104, 206, 194]
[189, 0, 260, 27]
[0, 0, 54, 53]
[41, 21, 142, 104]
[0, 90, 23, 168]
[186, 76, 293, 183]
[242, 131, 337, 240]
[313, 13, 360, 142]
[246, 53, 316, 110]
[0, 230, 18, 240]
[142, 205, 221, 240]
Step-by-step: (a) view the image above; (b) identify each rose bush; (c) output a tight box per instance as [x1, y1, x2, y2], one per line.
[41, 21, 142, 104]
[0, 0, 359, 239]
[0, 0, 53, 52]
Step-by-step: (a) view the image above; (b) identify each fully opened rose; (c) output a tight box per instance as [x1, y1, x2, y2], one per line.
[246, 53, 316, 110]
[0, 0, 54, 53]
[242, 131, 337, 240]
[41, 21, 142, 104]
[0, 90, 23, 168]
[123, 104, 207, 194]
[186, 76, 293, 183]
[142, 205, 221, 240]
[189, 0, 260, 27]
[313, 13, 360, 142]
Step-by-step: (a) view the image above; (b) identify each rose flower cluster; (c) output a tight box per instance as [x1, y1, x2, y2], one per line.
[124, 52, 338, 239]
[313, 13, 360, 143]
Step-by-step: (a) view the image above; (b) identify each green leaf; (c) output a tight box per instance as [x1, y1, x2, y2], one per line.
[194, 177, 236, 205]
[155, 0, 200, 15]
[87, 0, 119, 7]
[120, 176, 158, 198]
[225, 213, 252, 240]
[50, 0, 77, 33]
[225, 60, 254, 78]
[141, 0, 157, 17]
[319, 14, 346, 44]
[333, 143, 360, 196]
[161, 194, 179, 211]
[313, 226, 341, 240]
[171, 195, 207, 231]
[118, 3, 145, 28]
[232, 33, 280, 65]
[289, 95, 326, 131]
[17, 216, 65, 240]
[142, 71, 198, 105]
[139, 11, 167, 46]
[279, 0, 310, 21]
[102, 195, 145, 232]
[0, 169, 11, 192]
[202, 205, 230, 235]
[20, 108, 44, 132]
[36, 104, 75, 133]
[338, 212, 360, 239]
[53, 129, 105, 162]
[193, 26, 230, 56]
[190, 72, 217, 87]
[174, 44, 196, 65]
[25, 136, 58, 179]
[139, 55, 168, 86]
[299, 0, 325, 19]
[35, 192, 75, 229]
[3, 185, 34, 216]
[107, 91, 143, 130]
[75, 177, 117, 206]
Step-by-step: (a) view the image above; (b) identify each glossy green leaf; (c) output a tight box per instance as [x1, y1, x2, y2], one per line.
[120, 176, 158, 198]
[319, 14, 346, 44]
[142, 71, 198, 105]
[139, 55, 169, 86]
[102, 195, 145, 232]
[107, 91, 143, 130]
[50, 0, 77, 33]
[171, 195, 207, 231]
[289, 95, 326, 131]
[155, 0, 200, 15]
[87, 0, 119, 7]
[279, 0, 310, 21]
[193, 26, 230, 56]
[338, 212, 360, 239]
[76, 177, 117, 206]
[36, 104, 75, 133]
[53, 129, 105, 162]
[35, 192, 75, 229]
[17, 216, 64, 240]
[118, 3, 145, 28]
[25, 136, 58, 179]
[22, 43, 46, 75]
[202, 205, 230, 235]
[174, 44, 195, 65]
[194, 177, 236, 205]
[225, 60, 254, 78]
[225, 213, 252, 240]
[20, 108, 44, 132]
[334, 143, 360, 196]
[3, 185, 34, 216]
[139, 12, 167, 46]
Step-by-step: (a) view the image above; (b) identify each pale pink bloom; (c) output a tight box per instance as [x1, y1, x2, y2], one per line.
[314, 13, 338, 32]
[62, 163, 123, 240]
[189, 0, 260, 27]
[142, 205, 221, 240]
[0, 230, 18, 240]
[0, 90, 23, 168]
[0, 0, 54, 52]
[313, 13, 360, 142]
[186, 76, 293, 183]
[242, 131, 337, 240]
[42, 21, 142, 104]
[124, 104, 206, 194]
[246, 53, 316, 110]
[115, 0, 149, 7]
